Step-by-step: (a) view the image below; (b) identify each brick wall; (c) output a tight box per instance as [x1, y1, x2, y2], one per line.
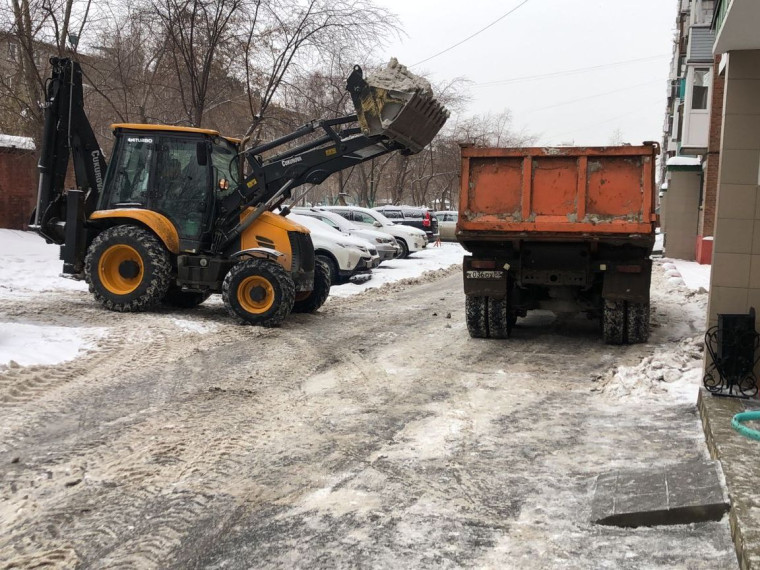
[699, 54, 725, 239]
[0, 148, 39, 230]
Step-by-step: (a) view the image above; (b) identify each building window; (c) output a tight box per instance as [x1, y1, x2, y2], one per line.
[692, 68, 710, 110]
[8, 42, 18, 62]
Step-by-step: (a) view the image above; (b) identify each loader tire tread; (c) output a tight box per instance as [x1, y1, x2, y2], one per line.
[222, 258, 295, 327]
[85, 225, 172, 312]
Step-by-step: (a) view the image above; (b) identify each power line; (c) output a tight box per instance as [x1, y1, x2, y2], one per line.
[521, 78, 662, 115]
[546, 95, 664, 142]
[411, 0, 532, 67]
[474, 54, 669, 87]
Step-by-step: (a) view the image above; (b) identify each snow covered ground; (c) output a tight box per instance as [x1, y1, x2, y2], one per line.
[0, 230, 464, 368]
[662, 258, 711, 291]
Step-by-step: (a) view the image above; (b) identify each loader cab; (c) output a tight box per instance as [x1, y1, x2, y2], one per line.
[99, 124, 239, 252]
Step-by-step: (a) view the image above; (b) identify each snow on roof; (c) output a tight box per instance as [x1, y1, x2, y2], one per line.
[0, 134, 35, 151]
[666, 156, 701, 167]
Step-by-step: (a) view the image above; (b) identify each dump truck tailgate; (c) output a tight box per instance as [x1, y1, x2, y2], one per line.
[457, 145, 658, 237]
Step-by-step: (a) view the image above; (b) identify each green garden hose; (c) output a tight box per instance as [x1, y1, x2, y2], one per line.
[731, 411, 760, 441]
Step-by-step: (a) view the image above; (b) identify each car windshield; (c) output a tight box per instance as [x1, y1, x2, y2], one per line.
[314, 211, 354, 232]
[365, 210, 394, 226]
[290, 214, 343, 235]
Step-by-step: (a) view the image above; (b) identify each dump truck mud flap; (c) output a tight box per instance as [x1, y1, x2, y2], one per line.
[602, 259, 652, 303]
[463, 256, 509, 298]
[347, 59, 449, 154]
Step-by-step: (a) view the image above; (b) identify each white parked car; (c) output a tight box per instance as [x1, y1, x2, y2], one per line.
[292, 206, 400, 262]
[323, 206, 428, 258]
[288, 213, 379, 284]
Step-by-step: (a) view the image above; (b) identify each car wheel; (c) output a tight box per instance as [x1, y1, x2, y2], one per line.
[292, 258, 331, 313]
[395, 238, 409, 259]
[316, 254, 339, 284]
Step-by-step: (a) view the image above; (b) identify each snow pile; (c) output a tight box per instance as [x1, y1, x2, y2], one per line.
[0, 321, 106, 368]
[661, 259, 710, 291]
[329, 242, 464, 298]
[0, 133, 35, 150]
[367, 58, 433, 96]
[0, 230, 88, 299]
[666, 156, 701, 167]
[595, 336, 705, 404]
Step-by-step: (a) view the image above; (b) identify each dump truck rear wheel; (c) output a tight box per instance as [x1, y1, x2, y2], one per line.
[466, 295, 489, 338]
[85, 225, 171, 312]
[625, 301, 650, 344]
[292, 258, 331, 314]
[602, 299, 626, 345]
[163, 286, 211, 308]
[487, 296, 511, 339]
[222, 258, 295, 327]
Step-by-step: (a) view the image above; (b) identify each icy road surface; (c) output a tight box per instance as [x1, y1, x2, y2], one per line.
[0, 237, 733, 568]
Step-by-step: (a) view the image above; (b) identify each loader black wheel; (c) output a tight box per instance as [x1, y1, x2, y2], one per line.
[602, 299, 626, 345]
[163, 286, 211, 308]
[625, 301, 650, 344]
[85, 225, 171, 312]
[292, 258, 331, 314]
[222, 258, 295, 326]
[487, 296, 511, 339]
[466, 295, 489, 338]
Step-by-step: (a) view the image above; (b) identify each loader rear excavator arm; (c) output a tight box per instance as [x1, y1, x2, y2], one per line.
[31, 57, 107, 273]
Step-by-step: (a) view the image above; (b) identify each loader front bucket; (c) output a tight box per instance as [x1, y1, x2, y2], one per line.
[347, 59, 450, 154]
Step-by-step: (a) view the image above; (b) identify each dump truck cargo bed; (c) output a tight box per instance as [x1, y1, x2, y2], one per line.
[456, 143, 659, 345]
[457, 145, 658, 241]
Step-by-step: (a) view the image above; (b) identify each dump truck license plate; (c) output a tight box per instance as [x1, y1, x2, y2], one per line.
[466, 270, 504, 279]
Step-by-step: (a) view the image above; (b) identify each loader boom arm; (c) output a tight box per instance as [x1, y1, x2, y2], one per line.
[214, 115, 404, 250]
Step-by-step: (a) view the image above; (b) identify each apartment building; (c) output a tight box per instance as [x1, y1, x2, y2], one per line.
[661, 0, 717, 263]
[706, 0, 760, 329]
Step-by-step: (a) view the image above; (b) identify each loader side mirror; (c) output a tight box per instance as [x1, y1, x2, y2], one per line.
[196, 142, 208, 166]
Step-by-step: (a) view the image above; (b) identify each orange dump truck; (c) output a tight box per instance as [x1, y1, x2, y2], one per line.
[456, 143, 658, 344]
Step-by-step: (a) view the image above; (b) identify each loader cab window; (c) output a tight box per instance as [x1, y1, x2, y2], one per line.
[104, 136, 154, 208]
[211, 139, 239, 199]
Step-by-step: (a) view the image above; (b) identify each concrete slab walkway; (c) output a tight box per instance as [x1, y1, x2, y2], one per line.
[699, 389, 760, 570]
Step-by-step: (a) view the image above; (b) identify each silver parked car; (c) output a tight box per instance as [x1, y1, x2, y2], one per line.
[435, 211, 458, 241]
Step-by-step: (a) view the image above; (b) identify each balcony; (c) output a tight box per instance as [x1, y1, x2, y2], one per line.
[714, 0, 760, 52]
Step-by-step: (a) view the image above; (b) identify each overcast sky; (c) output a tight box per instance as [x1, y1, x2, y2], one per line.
[372, 0, 677, 147]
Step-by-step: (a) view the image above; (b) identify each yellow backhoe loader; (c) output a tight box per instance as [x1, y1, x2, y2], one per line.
[31, 58, 448, 326]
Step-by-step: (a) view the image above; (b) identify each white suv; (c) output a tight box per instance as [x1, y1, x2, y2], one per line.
[289, 213, 378, 284]
[324, 206, 428, 258]
[292, 207, 400, 262]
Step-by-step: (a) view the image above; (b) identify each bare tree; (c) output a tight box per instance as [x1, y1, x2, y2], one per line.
[239, 0, 398, 143]
[152, 0, 244, 127]
[0, 0, 97, 139]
